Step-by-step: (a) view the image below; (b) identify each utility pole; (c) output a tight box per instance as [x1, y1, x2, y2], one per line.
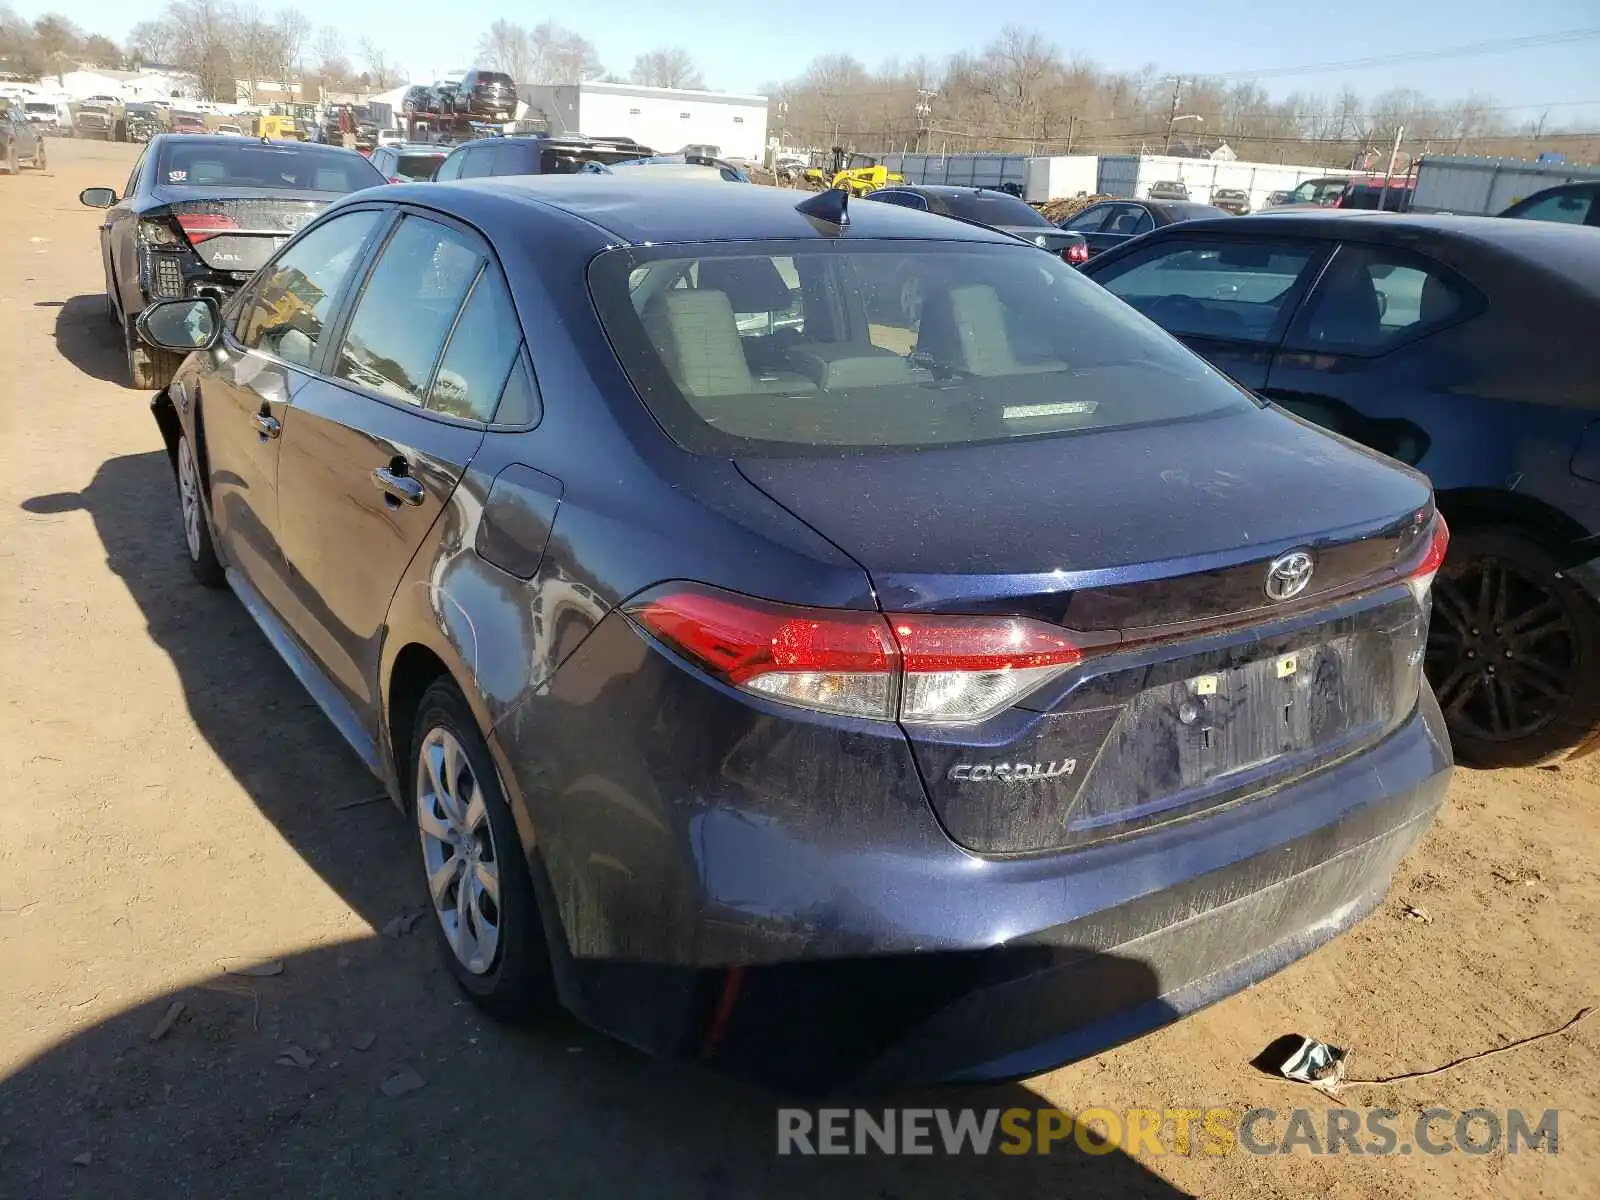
[1378, 125, 1404, 211]
[913, 89, 935, 153]
[1162, 77, 1182, 154]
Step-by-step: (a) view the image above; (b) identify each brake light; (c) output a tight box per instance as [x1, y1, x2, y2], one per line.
[1406, 514, 1449, 603]
[1064, 242, 1088, 265]
[626, 584, 1085, 724]
[175, 212, 239, 244]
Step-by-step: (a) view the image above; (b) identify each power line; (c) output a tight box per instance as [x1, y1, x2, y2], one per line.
[1181, 28, 1600, 80]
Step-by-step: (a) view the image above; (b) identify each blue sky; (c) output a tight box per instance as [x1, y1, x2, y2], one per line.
[23, 0, 1600, 119]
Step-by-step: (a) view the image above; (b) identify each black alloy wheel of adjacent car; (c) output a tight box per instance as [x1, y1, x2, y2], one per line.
[1428, 527, 1600, 768]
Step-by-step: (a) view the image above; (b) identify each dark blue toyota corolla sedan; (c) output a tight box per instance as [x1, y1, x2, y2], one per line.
[139, 177, 1452, 1090]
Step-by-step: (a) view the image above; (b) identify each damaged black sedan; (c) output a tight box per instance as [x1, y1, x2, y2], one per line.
[81, 134, 387, 388]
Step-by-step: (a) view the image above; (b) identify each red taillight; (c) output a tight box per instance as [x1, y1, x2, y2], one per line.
[388, 176, 403, 184]
[1064, 242, 1088, 265]
[1406, 513, 1449, 603]
[626, 584, 1085, 724]
[175, 212, 239, 244]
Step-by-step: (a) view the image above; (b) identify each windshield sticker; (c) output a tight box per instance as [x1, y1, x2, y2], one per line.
[167, 170, 188, 183]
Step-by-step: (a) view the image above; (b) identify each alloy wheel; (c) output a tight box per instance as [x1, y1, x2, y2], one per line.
[416, 727, 502, 975]
[176, 437, 202, 559]
[1428, 555, 1575, 743]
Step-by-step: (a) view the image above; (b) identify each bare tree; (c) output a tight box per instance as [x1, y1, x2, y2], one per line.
[126, 18, 175, 67]
[358, 36, 401, 89]
[629, 47, 704, 90]
[477, 19, 531, 84]
[271, 7, 309, 87]
[528, 22, 602, 84]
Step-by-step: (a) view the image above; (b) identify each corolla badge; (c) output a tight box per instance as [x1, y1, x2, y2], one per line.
[1264, 551, 1315, 601]
[949, 759, 1077, 783]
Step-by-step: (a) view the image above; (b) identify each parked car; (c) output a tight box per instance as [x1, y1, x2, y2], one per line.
[1499, 181, 1600, 228]
[866, 184, 1088, 263]
[80, 133, 387, 388]
[1210, 187, 1251, 215]
[377, 128, 406, 148]
[74, 99, 123, 140]
[1263, 189, 1295, 208]
[433, 134, 653, 180]
[1082, 212, 1600, 766]
[23, 99, 71, 135]
[1147, 180, 1190, 200]
[170, 112, 208, 135]
[125, 103, 164, 143]
[1057, 198, 1230, 260]
[426, 83, 460, 116]
[1335, 177, 1414, 211]
[609, 155, 749, 183]
[454, 69, 518, 120]
[1282, 177, 1351, 207]
[369, 143, 447, 182]
[401, 85, 433, 115]
[137, 177, 1452, 1090]
[0, 98, 46, 172]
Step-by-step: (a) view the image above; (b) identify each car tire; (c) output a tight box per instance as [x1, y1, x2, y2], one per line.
[174, 432, 225, 587]
[410, 678, 559, 1021]
[125, 316, 183, 390]
[1428, 525, 1600, 768]
[1, 142, 15, 174]
[31, 140, 45, 170]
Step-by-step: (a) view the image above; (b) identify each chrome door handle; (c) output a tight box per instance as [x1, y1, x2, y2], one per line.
[254, 412, 281, 438]
[373, 465, 424, 505]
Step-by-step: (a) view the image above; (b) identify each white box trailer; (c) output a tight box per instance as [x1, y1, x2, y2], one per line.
[1096, 155, 1356, 211]
[1410, 155, 1600, 215]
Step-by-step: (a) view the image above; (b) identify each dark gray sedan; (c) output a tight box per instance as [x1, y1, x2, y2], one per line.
[1058, 198, 1230, 259]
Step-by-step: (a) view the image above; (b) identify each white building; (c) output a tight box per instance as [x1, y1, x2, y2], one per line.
[54, 67, 196, 102]
[518, 81, 767, 162]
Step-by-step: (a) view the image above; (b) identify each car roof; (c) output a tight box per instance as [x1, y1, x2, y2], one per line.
[398, 176, 1025, 246]
[148, 132, 360, 152]
[893, 184, 1019, 198]
[1114, 209, 1600, 284]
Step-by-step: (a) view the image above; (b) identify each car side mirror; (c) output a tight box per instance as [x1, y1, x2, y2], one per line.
[137, 298, 222, 352]
[80, 187, 118, 208]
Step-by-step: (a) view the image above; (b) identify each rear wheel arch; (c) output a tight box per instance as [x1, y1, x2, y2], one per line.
[387, 642, 453, 799]
[151, 388, 181, 469]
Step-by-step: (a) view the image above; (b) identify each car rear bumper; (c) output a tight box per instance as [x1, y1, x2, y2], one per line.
[507, 616, 1452, 1090]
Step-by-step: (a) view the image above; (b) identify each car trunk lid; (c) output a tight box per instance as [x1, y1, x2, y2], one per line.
[150, 189, 338, 272]
[736, 405, 1438, 853]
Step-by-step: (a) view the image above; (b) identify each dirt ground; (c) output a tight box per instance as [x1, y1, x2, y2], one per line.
[1, 138, 1596, 1200]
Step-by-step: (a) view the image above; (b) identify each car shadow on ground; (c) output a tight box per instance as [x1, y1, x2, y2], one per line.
[12, 450, 1196, 1199]
[48, 293, 124, 386]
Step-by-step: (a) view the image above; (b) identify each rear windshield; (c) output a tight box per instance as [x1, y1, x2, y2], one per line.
[933, 192, 1051, 228]
[395, 152, 445, 181]
[590, 240, 1254, 456]
[156, 141, 385, 192]
[1163, 202, 1229, 221]
[473, 72, 515, 87]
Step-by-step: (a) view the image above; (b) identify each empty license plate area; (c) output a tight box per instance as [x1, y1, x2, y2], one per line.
[1057, 594, 1426, 844]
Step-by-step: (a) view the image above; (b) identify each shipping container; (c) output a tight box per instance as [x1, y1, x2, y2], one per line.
[1410, 155, 1600, 216]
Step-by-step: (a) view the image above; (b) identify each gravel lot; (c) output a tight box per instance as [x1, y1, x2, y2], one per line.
[1, 137, 1596, 1199]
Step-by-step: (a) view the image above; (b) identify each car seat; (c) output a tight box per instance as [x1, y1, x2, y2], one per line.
[914, 283, 1064, 376]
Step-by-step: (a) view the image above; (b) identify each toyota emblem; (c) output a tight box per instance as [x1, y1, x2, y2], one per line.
[1264, 551, 1315, 601]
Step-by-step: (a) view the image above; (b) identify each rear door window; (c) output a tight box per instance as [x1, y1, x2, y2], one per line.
[427, 265, 529, 423]
[1062, 205, 1112, 232]
[457, 144, 496, 179]
[1092, 238, 1326, 345]
[1286, 245, 1475, 356]
[332, 216, 485, 405]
